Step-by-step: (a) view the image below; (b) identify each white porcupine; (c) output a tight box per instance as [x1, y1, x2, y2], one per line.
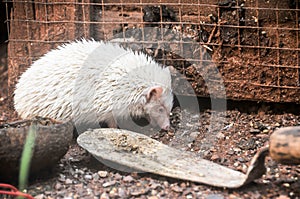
[14, 39, 173, 132]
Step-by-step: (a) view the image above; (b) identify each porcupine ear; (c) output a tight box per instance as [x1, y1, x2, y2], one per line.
[145, 86, 163, 102]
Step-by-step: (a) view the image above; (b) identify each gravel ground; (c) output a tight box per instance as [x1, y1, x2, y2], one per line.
[1, 42, 300, 199]
[8, 105, 298, 199]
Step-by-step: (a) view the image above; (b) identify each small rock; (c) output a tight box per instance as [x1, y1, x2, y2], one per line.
[206, 194, 224, 199]
[65, 178, 73, 185]
[227, 150, 235, 155]
[180, 182, 187, 188]
[54, 182, 62, 190]
[103, 180, 116, 187]
[98, 170, 108, 178]
[75, 169, 84, 175]
[150, 189, 158, 196]
[250, 129, 260, 134]
[275, 195, 290, 199]
[233, 162, 239, 167]
[228, 194, 239, 199]
[168, 131, 175, 136]
[211, 154, 220, 161]
[262, 129, 269, 134]
[163, 181, 169, 187]
[114, 173, 123, 180]
[130, 187, 149, 196]
[58, 174, 66, 182]
[282, 183, 290, 188]
[237, 157, 246, 163]
[93, 190, 101, 196]
[216, 132, 225, 139]
[242, 164, 248, 173]
[109, 187, 118, 197]
[74, 183, 83, 189]
[171, 184, 183, 193]
[192, 186, 199, 191]
[118, 188, 127, 198]
[34, 194, 45, 199]
[148, 196, 159, 199]
[44, 191, 52, 195]
[84, 174, 93, 180]
[186, 194, 193, 199]
[123, 175, 134, 182]
[100, 192, 109, 199]
[93, 173, 100, 181]
[190, 131, 199, 138]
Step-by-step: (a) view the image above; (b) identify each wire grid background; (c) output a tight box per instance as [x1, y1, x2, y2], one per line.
[4, 0, 300, 103]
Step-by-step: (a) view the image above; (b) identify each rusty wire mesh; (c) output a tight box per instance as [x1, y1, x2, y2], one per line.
[4, 0, 300, 103]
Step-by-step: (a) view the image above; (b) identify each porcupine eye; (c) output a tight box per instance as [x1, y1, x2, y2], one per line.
[158, 107, 165, 113]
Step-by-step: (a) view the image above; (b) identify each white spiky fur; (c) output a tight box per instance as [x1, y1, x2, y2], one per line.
[14, 39, 173, 131]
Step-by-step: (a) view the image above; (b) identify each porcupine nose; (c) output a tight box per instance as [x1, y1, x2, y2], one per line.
[162, 123, 170, 131]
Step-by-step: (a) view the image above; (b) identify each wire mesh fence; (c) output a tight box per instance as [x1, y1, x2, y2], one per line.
[4, 0, 300, 103]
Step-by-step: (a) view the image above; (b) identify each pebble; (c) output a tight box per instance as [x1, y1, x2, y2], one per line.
[151, 189, 158, 195]
[100, 192, 109, 199]
[206, 194, 225, 199]
[242, 164, 248, 173]
[250, 128, 261, 134]
[186, 194, 194, 199]
[150, 182, 161, 189]
[228, 194, 239, 199]
[148, 196, 159, 199]
[114, 173, 123, 180]
[171, 184, 183, 193]
[118, 188, 127, 198]
[233, 162, 239, 167]
[93, 173, 100, 181]
[75, 169, 84, 175]
[44, 191, 52, 195]
[55, 182, 62, 190]
[65, 178, 73, 185]
[262, 129, 269, 134]
[103, 180, 116, 187]
[58, 174, 66, 182]
[190, 131, 199, 138]
[282, 183, 290, 188]
[261, 30, 267, 35]
[275, 122, 281, 127]
[227, 150, 235, 155]
[163, 181, 169, 187]
[84, 174, 93, 180]
[237, 157, 246, 163]
[275, 195, 290, 199]
[131, 188, 149, 196]
[249, 129, 260, 134]
[98, 170, 108, 178]
[211, 154, 220, 161]
[123, 175, 134, 182]
[109, 187, 118, 197]
[216, 132, 225, 139]
[34, 194, 45, 199]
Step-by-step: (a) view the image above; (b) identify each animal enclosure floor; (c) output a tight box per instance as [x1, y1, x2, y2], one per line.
[1, 42, 300, 198]
[25, 109, 300, 199]
[1, 73, 300, 198]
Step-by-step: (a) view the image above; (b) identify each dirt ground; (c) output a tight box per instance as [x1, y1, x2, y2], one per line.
[1, 42, 300, 199]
